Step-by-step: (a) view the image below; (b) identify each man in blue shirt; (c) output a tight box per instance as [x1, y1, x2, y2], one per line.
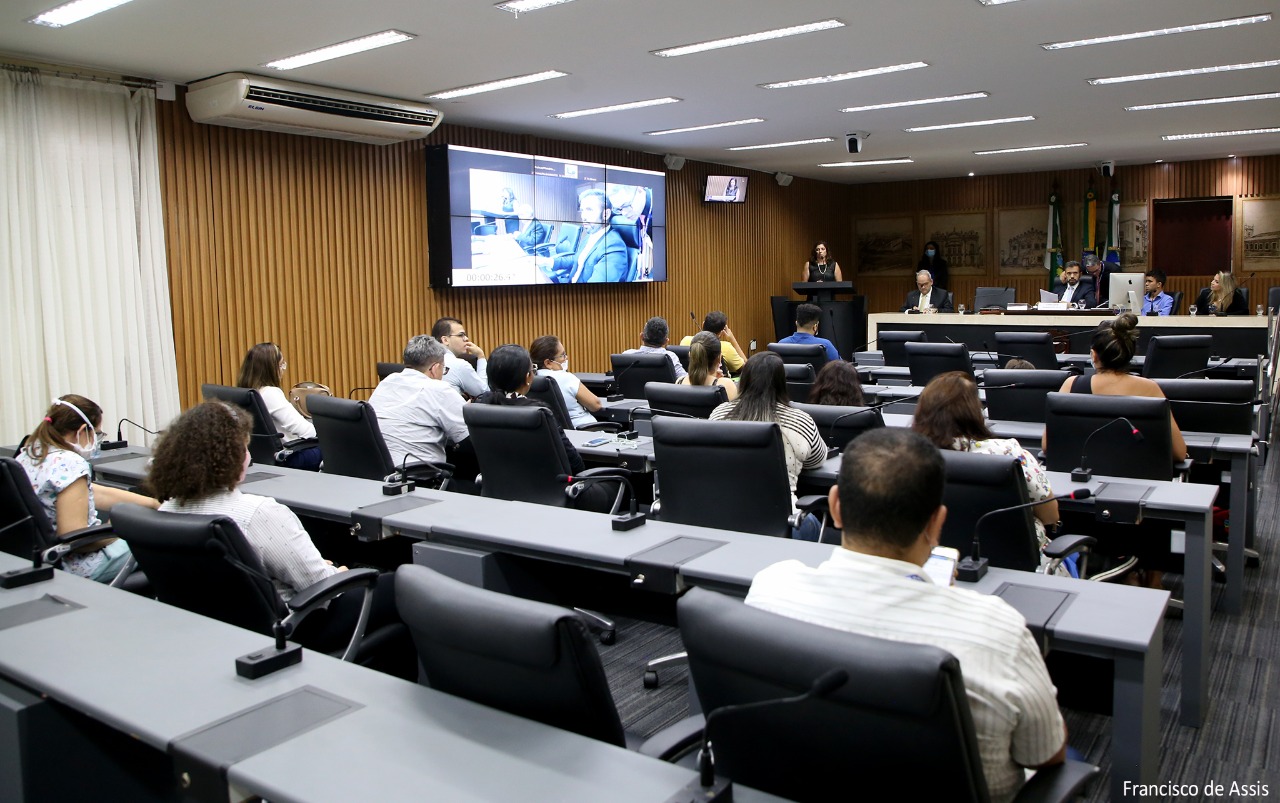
[1141, 269, 1174, 316]
[780, 303, 839, 362]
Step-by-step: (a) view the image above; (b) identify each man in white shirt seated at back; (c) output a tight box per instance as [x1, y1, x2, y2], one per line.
[623, 316, 688, 380]
[433, 316, 488, 399]
[368, 335, 470, 468]
[745, 427, 1068, 802]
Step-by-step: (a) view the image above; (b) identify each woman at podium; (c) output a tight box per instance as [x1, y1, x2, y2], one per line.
[800, 241, 843, 283]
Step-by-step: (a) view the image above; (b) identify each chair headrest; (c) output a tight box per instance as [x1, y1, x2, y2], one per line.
[462, 403, 553, 431]
[305, 394, 366, 421]
[652, 417, 778, 448]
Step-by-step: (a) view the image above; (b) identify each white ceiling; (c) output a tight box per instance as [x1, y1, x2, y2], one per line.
[3, 0, 1279, 184]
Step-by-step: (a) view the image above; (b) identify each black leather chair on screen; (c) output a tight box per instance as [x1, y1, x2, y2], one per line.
[1141, 335, 1212, 379]
[609, 353, 677, 399]
[790, 402, 883, 452]
[1154, 378, 1255, 435]
[880, 330, 927, 367]
[306, 395, 452, 488]
[678, 587, 1099, 803]
[905, 341, 974, 386]
[201, 384, 318, 468]
[644, 383, 726, 419]
[784, 363, 816, 403]
[394, 564, 700, 758]
[111, 504, 405, 671]
[526, 376, 620, 433]
[993, 331, 1059, 371]
[1043, 393, 1174, 480]
[982, 368, 1068, 423]
[767, 342, 829, 373]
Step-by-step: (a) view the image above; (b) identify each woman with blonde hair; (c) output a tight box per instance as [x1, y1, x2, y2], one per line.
[677, 331, 738, 400]
[1193, 271, 1247, 316]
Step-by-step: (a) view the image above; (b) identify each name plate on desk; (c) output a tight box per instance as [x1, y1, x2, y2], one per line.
[1037, 302, 1069, 311]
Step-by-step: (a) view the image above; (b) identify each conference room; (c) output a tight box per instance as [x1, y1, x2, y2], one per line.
[4, 0, 1280, 800]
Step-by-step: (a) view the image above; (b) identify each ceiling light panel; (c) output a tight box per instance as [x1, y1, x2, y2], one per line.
[761, 62, 927, 89]
[428, 71, 567, 100]
[818, 159, 915, 167]
[1043, 14, 1270, 50]
[645, 118, 765, 136]
[727, 138, 834, 151]
[905, 116, 1034, 133]
[840, 92, 988, 113]
[652, 19, 844, 58]
[264, 31, 416, 70]
[974, 143, 1088, 155]
[1162, 127, 1280, 141]
[495, 0, 575, 13]
[1090, 60, 1280, 85]
[1126, 92, 1280, 111]
[550, 97, 680, 118]
[28, 0, 134, 27]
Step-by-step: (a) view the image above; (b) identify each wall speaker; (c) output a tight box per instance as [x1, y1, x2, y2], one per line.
[775, 172, 793, 187]
[1100, 160, 1116, 178]
[663, 154, 685, 171]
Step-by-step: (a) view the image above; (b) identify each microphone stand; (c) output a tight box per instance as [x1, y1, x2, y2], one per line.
[0, 516, 55, 589]
[1071, 417, 1142, 482]
[959, 489, 1094, 582]
[206, 540, 304, 678]
[558, 473, 646, 530]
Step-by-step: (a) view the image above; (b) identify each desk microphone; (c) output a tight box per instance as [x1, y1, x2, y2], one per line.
[556, 472, 646, 530]
[347, 386, 378, 399]
[0, 515, 55, 589]
[681, 668, 849, 802]
[1070, 417, 1143, 482]
[205, 539, 304, 678]
[102, 418, 160, 451]
[959, 488, 1093, 582]
[1172, 359, 1232, 380]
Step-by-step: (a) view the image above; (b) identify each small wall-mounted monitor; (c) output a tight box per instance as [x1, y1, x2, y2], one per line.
[705, 175, 746, 203]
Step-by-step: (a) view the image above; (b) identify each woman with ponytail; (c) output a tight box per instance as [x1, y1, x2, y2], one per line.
[676, 331, 738, 400]
[16, 395, 158, 582]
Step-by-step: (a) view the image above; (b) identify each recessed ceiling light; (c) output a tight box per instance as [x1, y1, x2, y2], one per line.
[728, 138, 835, 151]
[428, 71, 567, 100]
[550, 97, 681, 119]
[840, 92, 988, 113]
[1090, 60, 1280, 85]
[974, 143, 1088, 155]
[1043, 14, 1270, 50]
[968, 172, 976, 176]
[761, 62, 927, 89]
[27, 0, 134, 27]
[905, 116, 1034, 133]
[1126, 92, 1280, 111]
[495, 0, 575, 13]
[1162, 127, 1280, 141]
[653, 19, 844, 57]
[1155, 159, 1164, 163]
[264, 30, 415, 70]
[818, 158, 915, 167]
[976, 0, 1024, 5]
[644, 118, 765, 136]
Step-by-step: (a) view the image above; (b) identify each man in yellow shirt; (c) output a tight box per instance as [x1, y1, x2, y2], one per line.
[680, 311, 745, 375]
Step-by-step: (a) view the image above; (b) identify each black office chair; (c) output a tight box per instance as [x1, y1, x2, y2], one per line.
[110, 504, 405, 670]
[678, 587, 1100, 803]
[1154, 379, 1255, 436]
[1043, 393, 1174, 480]
[880, 330, 927, 367]
[939, 451, 1093, 576]
[1142, 335, 1212, 379]
[905, 341, 974, 386]
[609, 353, 677, 399]
[376, 362, 405, 381]
[784, 363, 816, 404]
[983, 368, 1068, 423]
[666, 344, 691, 372]
[644, 383, 726, 419]
[306, 395, 452, 488]
[974, 286, 1016, 310]
[201, 384, 319, 468]
[526, 376, 620, 433]
[1268, 286, 1280, 315]
[791, 401, 884, 451]
[994, 332, 1059, 371]
[1239, 286, 1250, 310]
[393, 564, 700, 758]
[1169, 290, 1185, 316]
[767, 342, 829, 373]
[0, 457, 146, 592]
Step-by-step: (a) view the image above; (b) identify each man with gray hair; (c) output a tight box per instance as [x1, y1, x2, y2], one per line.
[368, 335, 470, 467]
[623, 316, 687, 379]
[901, 269, 954, 313]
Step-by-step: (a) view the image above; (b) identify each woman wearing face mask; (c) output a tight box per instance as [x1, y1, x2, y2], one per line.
[917, 241, 950, 293]
[530, 335, 603, 429]
[16, 395, 158, 582]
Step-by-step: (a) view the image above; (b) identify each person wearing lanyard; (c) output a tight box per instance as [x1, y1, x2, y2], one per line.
[1141, 269, 1173, 316]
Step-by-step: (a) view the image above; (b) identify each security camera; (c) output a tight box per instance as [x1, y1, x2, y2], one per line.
[845, 131, 869, 154]
[1100, 160, 1116, 178]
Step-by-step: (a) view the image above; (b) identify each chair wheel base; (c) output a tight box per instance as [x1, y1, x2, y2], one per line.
[643, 670, 659, 688]
[599, 629, 616, 645]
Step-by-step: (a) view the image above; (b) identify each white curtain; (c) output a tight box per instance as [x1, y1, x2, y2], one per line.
[1, 70, 180, 445]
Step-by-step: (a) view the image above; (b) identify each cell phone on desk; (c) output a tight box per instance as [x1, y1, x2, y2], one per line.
[583, 436, 613, 447]
[924, 546, 960, 586]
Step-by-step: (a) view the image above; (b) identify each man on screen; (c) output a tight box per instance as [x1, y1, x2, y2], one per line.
[539, 189, 630, 283]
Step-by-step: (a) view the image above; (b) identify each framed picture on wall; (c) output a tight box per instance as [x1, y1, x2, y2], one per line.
[996, 207, 1047, 275]
[853, 216, 915, 273]
[923, 212, 988, 275]
[1118, 202, 1149, 270]
[1242, 197, 1280, 272]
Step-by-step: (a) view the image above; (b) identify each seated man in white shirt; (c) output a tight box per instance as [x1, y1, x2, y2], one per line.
[745, 427, 1068, 803]
[622, 316, 688, 380]
[368, 335, 470, 469]
[433, 316, 488, 399]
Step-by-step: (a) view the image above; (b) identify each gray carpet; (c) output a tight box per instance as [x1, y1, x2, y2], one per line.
[598, 454, 1280, 800]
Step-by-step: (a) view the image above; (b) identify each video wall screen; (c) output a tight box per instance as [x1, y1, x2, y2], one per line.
[426, 145, 666, 288]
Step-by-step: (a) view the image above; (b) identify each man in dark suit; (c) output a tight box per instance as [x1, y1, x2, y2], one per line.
[1080, 253, 1114, 306]
[539, 189, 629, 283]
[901, 269, 954, 313]
[1056, 261, 1096, 307]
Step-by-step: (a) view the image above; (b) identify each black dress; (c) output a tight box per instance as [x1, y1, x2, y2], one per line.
[806, 261, 838, 282]
[1193, 288, 1247, 316]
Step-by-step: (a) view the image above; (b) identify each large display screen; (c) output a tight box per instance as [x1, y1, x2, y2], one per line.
[426, 145, 666, 288]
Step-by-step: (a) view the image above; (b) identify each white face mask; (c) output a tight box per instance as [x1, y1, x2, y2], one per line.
[53, 398, 102, 460]
[558, 356, 569, 372]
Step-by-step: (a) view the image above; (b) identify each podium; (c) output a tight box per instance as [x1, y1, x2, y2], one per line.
[770, 283, 866, 360]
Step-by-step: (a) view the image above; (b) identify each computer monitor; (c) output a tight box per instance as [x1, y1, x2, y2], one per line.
[1107, 272, 1145, 311]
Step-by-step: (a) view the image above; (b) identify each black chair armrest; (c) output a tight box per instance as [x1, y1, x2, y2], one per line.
[287, 567, 378, 614]
[1043, 534, 1096, 560]
[576, 466, 632, 481]
[578, 421, 623, 433]
[1014, 759, 1100, 803]
[279, 437, 319, 456]
[636, 714, 705, 762]
[796, 495, 829, 515]
[39, 523, 117, 563]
